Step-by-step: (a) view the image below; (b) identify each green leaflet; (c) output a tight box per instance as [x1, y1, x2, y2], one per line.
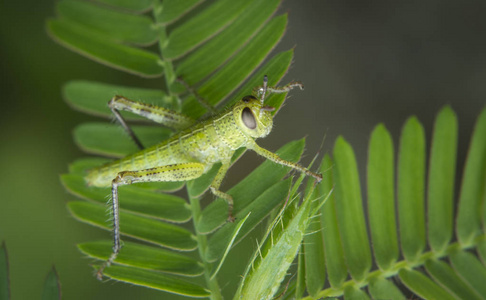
[210, 213, 252, 280]
[41, 267, 61, 300]
[303, 179, 326, 297]
[68, 202, 197, 251]
[399, 269, 456, 300]
[102, 265, 210, 297]
[156, 0, 204, 25]
[74, 122, 172, 157]
[295, 246, 306, 299]
[398, 116, 426, 262]
[0, 242, 9, 300]
[95, 0, 153, 12]
[367, 124, 399, 270]
[57, 0, 158, 45]
[79, 241, 203, 276]
[333, 137, 371, 281]
[456, 108, 486, 245]
[63, 80, 178, 119]
[176, 0, 281, 85]
[449, 249, 486, 296]
[343, 286, 371, 300]
[319, 155, 347, 288]
[427, 107, 457, 253]
[47, 19, 164, 77]
[368, 276, 405, 300]
[162, 0, 251, 59]
[425, 258, 482, 300]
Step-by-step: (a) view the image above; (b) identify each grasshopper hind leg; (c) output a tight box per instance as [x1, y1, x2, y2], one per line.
[96, 163, 205, 280]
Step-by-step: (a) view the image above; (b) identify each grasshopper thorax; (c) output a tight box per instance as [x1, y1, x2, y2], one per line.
[233, 95, 273, 139]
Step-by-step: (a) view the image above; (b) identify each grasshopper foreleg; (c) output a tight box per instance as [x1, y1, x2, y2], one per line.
[252, 79, 304, 99]
[96, 162, 205, 280]
[208, 161, 235, 222]
[108, 95, 195, 149]
[265, 81, 304, 94]
[248, 142, 322, 183]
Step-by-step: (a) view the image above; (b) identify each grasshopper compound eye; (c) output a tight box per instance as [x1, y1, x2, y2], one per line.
[241, 107, 256, 129]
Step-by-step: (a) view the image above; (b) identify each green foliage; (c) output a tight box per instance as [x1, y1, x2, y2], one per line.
[0, 242, 9, 300]
[41, 267, 61, 300]
[295, 107, 486, 299]
[1, 242, 61, 300]
[49, 1, 486, 299]
[50, 0, 309, 298]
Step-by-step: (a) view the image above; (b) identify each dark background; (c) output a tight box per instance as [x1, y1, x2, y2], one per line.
[1, 0, 485, 299]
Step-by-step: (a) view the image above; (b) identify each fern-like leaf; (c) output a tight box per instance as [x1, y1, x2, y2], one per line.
[290, 106, 486, 299]
[49, 0, 315, 298]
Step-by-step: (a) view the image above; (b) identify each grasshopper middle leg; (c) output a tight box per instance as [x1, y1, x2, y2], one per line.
[208, 160, 235, 222]
[96, 162, 205, 280]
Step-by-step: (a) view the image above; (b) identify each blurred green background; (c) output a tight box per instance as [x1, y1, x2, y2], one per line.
[1, 0, 485, 299]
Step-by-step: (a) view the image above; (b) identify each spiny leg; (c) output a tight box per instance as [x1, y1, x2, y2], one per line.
[109, 97, 144, 150]
[248, 141, 322, 183]
[208, 161, 235, 222]
[108, 95, 195, 149]
[176, 77, 217, 115]
[266, 81, 304, 94]
[252, 75, 304, 100]
[96, 162, 205, 280]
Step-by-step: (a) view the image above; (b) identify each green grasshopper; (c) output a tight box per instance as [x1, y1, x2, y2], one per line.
[86, 76, 322, 279]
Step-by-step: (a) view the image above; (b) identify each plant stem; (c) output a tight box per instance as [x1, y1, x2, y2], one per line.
[153, 3, 221, 297]
[189, 195, 223, 300]
[153, 0, 178, 97]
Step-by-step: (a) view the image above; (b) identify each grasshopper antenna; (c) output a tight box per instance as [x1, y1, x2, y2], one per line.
[259, 75, 276, 115]
[259, 75, 275, 116]
[260, 75, 268, 105]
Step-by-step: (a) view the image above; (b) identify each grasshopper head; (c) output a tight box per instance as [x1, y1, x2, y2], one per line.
[233, 95, 274, 139]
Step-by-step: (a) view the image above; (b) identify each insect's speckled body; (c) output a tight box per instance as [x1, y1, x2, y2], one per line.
[89, 77, 321, 280]
[86, 96, 273, 187]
